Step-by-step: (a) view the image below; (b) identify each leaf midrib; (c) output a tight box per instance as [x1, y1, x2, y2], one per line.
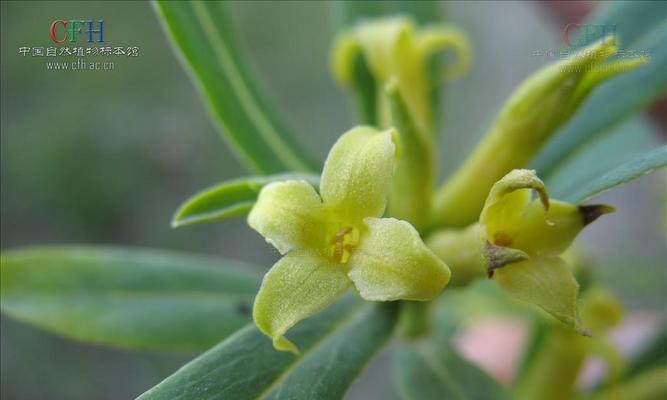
[256, 303, 368, 400]
[159, 302, 367, 400]
[415, 343, 468, 400]
[189, 1, 308, 172]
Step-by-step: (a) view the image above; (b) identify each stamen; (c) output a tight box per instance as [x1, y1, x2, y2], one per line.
[330, 226, 359, 264]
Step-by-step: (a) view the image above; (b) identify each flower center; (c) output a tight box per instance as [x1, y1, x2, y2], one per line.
[330, 226, 360, 264]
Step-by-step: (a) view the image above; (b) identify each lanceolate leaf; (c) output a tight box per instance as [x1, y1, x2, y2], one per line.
[138, 296, 398, 400]
[545, 117, 661, 198]
[533, 19, 667, 177]
[172, 173, 320, 228]
[586, 1, 667, 50]
[625, 322, 667, 378]
[153, 1, 317, 174]
[559, 145, 667, 203]
[394, 337, 509, 400]
[0, 246, 262, 351]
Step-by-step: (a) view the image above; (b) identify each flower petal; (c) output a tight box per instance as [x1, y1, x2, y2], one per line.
[416, 25, 472, 81]
[480, 169, 613, 256]
[348, 217, 450, 301]
[253, 250, 350, 353]
[329, 32, 361, 87]
[320, 126, 396, 222]
[492, 256, 587, 335]
[353, 17, 411, 83]
[248, 180, 329, 254]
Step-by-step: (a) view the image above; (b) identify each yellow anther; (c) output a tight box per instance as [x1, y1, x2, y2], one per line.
[330, 226, 359, 264]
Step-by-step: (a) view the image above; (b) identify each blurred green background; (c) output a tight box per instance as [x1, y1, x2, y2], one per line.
[1, 1, 664, 399]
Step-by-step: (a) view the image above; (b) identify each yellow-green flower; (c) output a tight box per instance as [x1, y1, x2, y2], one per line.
[479, 169, 613, 334]
[248, 126, 450, 353]
[331, 16, 471, 136]
[433, 36, 647, 228]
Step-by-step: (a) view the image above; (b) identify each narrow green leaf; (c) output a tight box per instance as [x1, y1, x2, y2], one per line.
[546, 117, 661, 198]
[626, 322, 667, 378]
[172, 173, 320, 228]
[153, 1, 317, 174]
[394, 337, 509, 400]
[585, 1, 667, 48]
[559, 145, 667, 203]
[0, 246, 262, 351]
[138, 296, 398, 400]
[587, 367, 667, 400]
[514, 318, 549, 386]
[533, 21, 667, 177]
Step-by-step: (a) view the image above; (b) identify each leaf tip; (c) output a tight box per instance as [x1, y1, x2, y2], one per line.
[170, 211, 187, 229]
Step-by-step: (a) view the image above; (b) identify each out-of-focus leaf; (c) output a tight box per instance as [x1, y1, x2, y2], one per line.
[626, 322, 667, 378]
[533, 21, 667, 177]
[153, 1, 317, 174]
[546, 117, 661, 198]
[138, 296, 397, 400]
[432, 279, 533, 336]
[172, 173, 320, 227]
[558, 145, 666, 203]
[514, 318, 549, 385]
[0, 246, 262, 351]
[586, 1, 667, 48]
[587, 367, 667, 400]
[394, 336, 509, 400]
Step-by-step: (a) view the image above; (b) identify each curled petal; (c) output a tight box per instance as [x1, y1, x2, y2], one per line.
[416, 25, 472, 81]
[480, 169, 613, 256]
[480, 169, 548, 251]
[492, 256, 587, 335]
[354, 17, 412, 83]
[253, 250, 350, 353]
[320, 126, 396, 222]
[348, 217, 450, 301]
[330, 32, 361, 87]
[481, 169, 550, 220]
[248, 180, 329, 254]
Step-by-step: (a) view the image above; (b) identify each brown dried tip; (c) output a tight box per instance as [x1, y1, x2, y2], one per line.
[485, 241, 529, 278]
[578, 327, 592, 338]
[579, 204, 615, 226]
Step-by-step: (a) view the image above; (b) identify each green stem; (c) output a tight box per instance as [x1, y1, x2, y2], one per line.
[425, 223, 486, 286]
[515, 326, 589, 400]
[397, 301, 432, 338]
